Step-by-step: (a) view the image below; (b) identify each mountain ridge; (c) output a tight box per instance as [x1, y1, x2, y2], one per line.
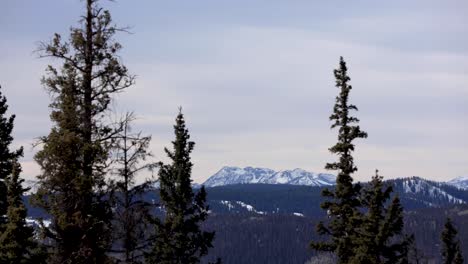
[201, 166, 468, 190]
[202, 166, 336, 187]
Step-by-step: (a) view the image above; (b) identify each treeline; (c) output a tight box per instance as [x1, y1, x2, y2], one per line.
[0, 1, 465, 264]
[200, 208, 468, 264]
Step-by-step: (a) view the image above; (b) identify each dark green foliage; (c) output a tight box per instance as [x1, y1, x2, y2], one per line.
[110, 113, 156, 263]
[311, 57, 367, 263]
[0, 161, 46, 264]
[441, 218, 464, 264]
[33, 65, 112, 263]
[33, 0, 133, 262]
[146, 110, 215, 264]
[350, 170, 411, 264]
[0, 86, 43, 263]
[0, 86, 23, 229]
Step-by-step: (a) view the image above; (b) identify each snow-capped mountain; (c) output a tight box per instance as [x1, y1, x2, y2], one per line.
[390, 177, 468, 208]
[447, 176, 468, 190]
[262, 169, 336, 186]
[23, 179, 40, 195]
[203, 166, 336, 187]
[203, 167, 276, 187]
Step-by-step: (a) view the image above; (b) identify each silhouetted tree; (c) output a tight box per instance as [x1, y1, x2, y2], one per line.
[0, 160, 46, 264]
[0, 86, 23, 230]
[350, 170, 411, 264]
[311, 57, 367, 263]
[110, 113, 156, 263]
[33, 0, 134, 262]
[441, 218, 464, 264]
[146, 110, 216, 264]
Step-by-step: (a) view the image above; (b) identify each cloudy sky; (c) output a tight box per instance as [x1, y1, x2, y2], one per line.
[1, 0, 467, 183]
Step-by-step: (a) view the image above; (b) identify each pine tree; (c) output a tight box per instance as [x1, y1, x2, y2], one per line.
[0, 86, 23, 230]
[146, 110, 216, 264]
[311, 57, 367, 263]
[350, 170, 411, 264]
[441, 218, 464, 264]
[0, 160, 46, 264]
[110, 113, 157, 263]
[33, 0, 134, 262]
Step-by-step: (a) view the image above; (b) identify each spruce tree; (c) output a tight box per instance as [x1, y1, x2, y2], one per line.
[441, 218, 464, 264]
[33, 0, 134, 262]
[146, 110, 216, 264]
[0, 160, 46, 264]
[350, 170, 411, 264]
[110, 113, 157, 263]
[0, 86, 24, 230]
[311, 57, 367, 263]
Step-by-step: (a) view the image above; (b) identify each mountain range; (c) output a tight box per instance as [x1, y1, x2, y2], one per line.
[22, 167, 468, 264]
[203, 166, 336, 187]
[201, 166, 468, 190]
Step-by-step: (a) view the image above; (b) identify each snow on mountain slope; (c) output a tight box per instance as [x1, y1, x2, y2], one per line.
[203, 166, 336, 187]
[218, 200, 266, 215]
[394, 177, 466, 206]
[203, 166, 276, 187]
[447, 176, 468, 190]
[264, 169, 336, 186]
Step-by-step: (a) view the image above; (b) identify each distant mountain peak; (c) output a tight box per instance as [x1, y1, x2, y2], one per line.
[390, 177, 467, 207]
[447, 175, 468, 190]
[203, 166, 336, 187]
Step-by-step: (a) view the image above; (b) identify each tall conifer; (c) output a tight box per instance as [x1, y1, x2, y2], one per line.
[0, 86, 23, 229]
[441, 218, 464, 264]
[311, 57, 367, 263]
[0, 86, 44, 263]
[33, 0, 134, 262]
[0, 160, 46, 264]
[146, 110, 216, 264]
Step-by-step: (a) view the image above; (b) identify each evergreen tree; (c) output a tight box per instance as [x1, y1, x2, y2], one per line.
[311, 57, 367, 263]
[110, 113, 157, 263]
[350, 170, 411, 264]
[33, 0, 134, 262]
[0, 160, 46, 264]
[441, 218, 464, 264]
[0, 86, 23, 230]
[146, 110, 216, 264]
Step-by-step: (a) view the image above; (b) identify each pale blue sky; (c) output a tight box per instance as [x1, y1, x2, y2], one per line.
[1, 0, 467, 182]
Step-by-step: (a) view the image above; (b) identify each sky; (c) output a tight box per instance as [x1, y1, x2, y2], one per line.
[1, 0, 467, 183]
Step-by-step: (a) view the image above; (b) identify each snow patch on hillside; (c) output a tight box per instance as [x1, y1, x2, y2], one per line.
[218, 200, 266, 215]
[26, 217, 51, 228]
[402, 178, 465, 204]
